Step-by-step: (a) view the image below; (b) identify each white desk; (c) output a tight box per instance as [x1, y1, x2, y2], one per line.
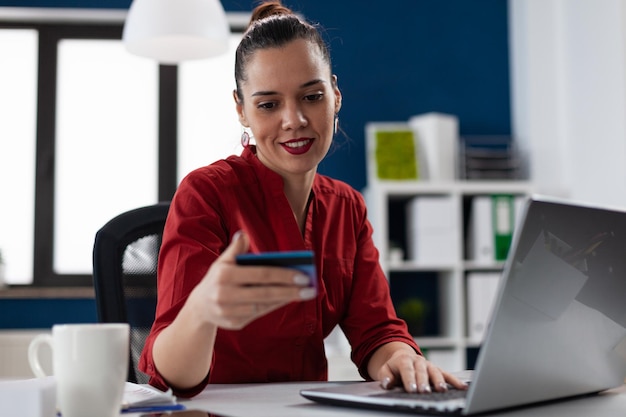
[124, 382, 626, 417]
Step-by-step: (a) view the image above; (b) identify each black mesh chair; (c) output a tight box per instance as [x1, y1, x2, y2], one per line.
[92, 202, 170, 384]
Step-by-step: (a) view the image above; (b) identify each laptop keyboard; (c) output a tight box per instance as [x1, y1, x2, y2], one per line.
[371, 387, 468, 402]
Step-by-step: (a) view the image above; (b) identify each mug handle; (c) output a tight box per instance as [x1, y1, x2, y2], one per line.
[28, 333, 53, 378]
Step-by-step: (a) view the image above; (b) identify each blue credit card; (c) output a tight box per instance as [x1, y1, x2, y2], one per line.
[235, 250, 316, 288]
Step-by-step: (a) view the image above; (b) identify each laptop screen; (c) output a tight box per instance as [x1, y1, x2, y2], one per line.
[467, 196, 626, 414]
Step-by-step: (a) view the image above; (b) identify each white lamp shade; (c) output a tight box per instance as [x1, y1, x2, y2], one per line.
[123, 0, 230, 64]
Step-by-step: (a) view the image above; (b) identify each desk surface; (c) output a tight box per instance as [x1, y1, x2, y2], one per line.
[124, 381, 626, 417]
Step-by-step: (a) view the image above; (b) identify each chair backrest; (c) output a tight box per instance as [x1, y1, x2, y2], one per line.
[92, 202, 170, 384]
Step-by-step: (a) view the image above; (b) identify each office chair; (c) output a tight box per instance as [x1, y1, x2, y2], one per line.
[92, 202, 170, 384]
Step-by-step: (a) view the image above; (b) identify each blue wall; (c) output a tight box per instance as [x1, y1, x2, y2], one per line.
[1, 0, 509, 328]
[0, 299, 97, 329]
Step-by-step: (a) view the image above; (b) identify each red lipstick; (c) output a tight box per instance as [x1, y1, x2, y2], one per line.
[281, 138, 314, 155]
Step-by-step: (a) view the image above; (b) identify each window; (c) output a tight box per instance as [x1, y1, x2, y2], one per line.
[55, 38, 159, 274]
[178, 35, 244, 181]
[0, 29, 38, 285]
[0, 9, 246, 286]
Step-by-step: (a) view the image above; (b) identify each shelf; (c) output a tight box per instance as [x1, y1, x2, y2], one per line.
[414, 337, 457, 348]
[462, 261, 507, 271]
[365, 179, 532, 371]
[366, 180, 533, 196]
[388, 261, 456, 272]
[464, 339, 484, 349]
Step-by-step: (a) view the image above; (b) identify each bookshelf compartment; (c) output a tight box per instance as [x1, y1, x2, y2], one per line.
[387, 193, 456, 264]
[423, 347, 464, 373]
[389, 271, 443, 338]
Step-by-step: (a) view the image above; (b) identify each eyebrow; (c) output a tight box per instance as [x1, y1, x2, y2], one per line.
[251, 79, 325, 97]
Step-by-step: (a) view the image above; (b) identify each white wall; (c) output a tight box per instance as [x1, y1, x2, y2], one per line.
[0, 331, 51, 378]
[510, 0, 626, 207]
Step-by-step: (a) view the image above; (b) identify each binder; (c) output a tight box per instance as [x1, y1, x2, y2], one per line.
[406, 196, 458, 264]
[408, 113, 459, 181]
[467, 195, 515, 263]
[492, 195, 514, 261]
[467, 196, 493, 263]
[424, 349, 464, 373]
[466, 272, 500, 342]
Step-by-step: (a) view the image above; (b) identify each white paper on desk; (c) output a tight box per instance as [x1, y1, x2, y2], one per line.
[0, 377, 56, 417]
[122, 382, 177, 409]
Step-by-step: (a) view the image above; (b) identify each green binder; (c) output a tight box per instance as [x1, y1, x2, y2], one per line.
[492, 194, 514, 261]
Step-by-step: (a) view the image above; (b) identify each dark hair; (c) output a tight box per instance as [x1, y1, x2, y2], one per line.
[234, 1, 332, 101]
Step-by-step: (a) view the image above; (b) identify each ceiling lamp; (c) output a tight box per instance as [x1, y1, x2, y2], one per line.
[123, 0, 230, 64]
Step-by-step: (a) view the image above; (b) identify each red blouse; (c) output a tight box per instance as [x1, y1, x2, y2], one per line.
[139, 147, 419, 397]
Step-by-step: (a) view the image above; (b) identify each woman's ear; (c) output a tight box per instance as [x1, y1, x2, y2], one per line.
[233, 90, 249, 127]
[332, 75, 342, 114]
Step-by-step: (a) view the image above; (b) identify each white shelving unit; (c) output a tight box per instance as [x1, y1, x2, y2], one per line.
[363, 180, 533, 371]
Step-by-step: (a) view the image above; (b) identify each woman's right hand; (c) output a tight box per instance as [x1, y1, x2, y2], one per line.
[186, 231, 317, 330]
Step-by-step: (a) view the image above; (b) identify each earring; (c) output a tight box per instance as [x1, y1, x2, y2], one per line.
[333, 114, 339, 135]
[241, 131, 250, 148]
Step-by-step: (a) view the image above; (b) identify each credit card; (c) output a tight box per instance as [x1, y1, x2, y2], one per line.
[235, 250, 316, 288]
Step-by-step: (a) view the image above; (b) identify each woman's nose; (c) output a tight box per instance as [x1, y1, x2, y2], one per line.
[281, 103, 308, 130]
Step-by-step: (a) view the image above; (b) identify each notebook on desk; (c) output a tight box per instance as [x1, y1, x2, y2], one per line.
[301, 195, 626, 415]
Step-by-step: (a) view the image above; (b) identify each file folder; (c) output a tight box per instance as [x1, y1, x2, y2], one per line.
[467, 194, 516, 263]
[467, 196, 493, 263]
[492, 195, 514, 261]
[406, 196, 458, 263]
[408, 112, 459, 181]
[466, 272, 500, 342]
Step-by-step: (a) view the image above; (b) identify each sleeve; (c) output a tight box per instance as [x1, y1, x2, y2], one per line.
[138, 170, 230, 397]
[339, 192, 421, 380]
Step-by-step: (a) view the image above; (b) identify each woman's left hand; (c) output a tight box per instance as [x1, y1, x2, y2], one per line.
[370, 342, 468, 393]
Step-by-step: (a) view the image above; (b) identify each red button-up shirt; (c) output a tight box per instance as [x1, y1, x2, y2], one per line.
[139, 147, 419, 396]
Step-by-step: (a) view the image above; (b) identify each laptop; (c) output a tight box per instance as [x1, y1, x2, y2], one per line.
[301, 195, 626, 415]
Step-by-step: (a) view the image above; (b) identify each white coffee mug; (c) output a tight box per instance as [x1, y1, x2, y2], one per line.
[28, 323, 130, 417]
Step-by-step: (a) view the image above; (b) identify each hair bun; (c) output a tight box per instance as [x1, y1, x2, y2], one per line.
[250, 1, 294, 24]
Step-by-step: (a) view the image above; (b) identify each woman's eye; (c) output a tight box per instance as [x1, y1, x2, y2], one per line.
[304, 93, 324, 102]
[257, 102, 276, 110]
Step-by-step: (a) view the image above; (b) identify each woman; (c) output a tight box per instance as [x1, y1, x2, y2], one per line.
[139, 1, 467, 397]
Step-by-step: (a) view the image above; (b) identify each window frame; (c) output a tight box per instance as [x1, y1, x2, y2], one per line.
[0, 8, 248, 287]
